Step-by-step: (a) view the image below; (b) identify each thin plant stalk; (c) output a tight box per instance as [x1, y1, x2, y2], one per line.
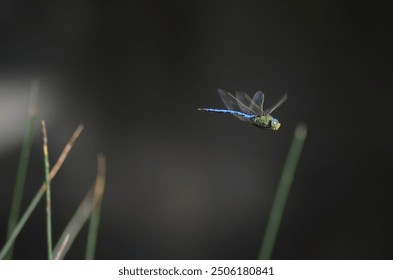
[5, 79, 39, 259]
[53, 189, 94, 260]
[41, 120, 53, 260]
[54, 234, 70, 260]
[0, 125, 84, 259]
[85, 154, 106, 259]
[54, 155, 106, 260]
[259, 123, 307, 260]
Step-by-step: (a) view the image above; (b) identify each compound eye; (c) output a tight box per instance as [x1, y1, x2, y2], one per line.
[271, 119, 281, 130]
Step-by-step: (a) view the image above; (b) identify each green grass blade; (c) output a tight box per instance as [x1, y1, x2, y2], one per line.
[54, 155, 106, 260]
[85, 154, 106, 260]
[5, 80, 39, 259]
[53, 189, 94, 260]
[259, 123, 307, 260]
[0, 125, 84, 260]
[41, 120, 53, 260]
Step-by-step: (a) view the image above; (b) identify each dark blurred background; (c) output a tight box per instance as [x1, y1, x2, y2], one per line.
[0, 0, 392, 259]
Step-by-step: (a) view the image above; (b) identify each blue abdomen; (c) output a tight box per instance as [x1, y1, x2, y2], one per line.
[198, 108, 254, 119]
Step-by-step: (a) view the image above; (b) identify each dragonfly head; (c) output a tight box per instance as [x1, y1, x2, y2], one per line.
[270, 118, 281, 130]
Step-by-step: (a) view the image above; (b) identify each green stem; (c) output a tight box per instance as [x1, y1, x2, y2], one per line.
[259, 123, 307, 260]
[85, 154, 106, 260]
[1, 187, 45, 260]
[5, 80, 38, 259]
[85, 206, 101, 259]
[0, 125, 84, 260]
[41, 120, 53, 260]
[54, 189, 95, 260]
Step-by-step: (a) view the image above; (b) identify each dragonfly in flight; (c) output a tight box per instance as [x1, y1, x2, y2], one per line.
[198, 89, 287, 130]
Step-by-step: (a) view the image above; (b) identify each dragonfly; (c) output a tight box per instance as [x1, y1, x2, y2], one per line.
[198, 89, 288, 130]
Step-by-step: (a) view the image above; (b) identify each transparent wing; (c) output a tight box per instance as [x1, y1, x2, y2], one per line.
[217, 89, 253, 121]
[235, 91, 260, 115]
[217, 89, 258, 116]
[264, 94, 288, 116]
[251, 91, 265, 115]
[217, 88, 236, 110]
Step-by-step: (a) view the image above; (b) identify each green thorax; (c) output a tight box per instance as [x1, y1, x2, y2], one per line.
[253, 115, 272, 128]
[252, 115, 282, 130]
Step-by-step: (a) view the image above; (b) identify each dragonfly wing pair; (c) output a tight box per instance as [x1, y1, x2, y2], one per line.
[217, 89, 261, 121]
[218, 89, 287, 119]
